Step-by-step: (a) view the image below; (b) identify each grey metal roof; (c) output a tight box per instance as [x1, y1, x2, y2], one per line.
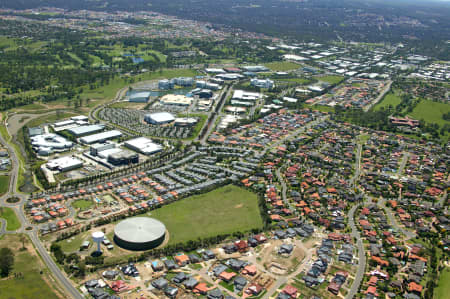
[114, 217, 166, 244]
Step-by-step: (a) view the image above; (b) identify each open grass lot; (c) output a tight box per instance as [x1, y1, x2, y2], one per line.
[409, 99, 450, 127]
[314, 75, 344, 85]
[264, 61, 300, 71]
[0, 207, 21, 231]
[435, 267, 450, 299]
[0, 175, 9, 195]
[373, 92, 402, 111]
[149, 185, 263, 245]
[0, 234, 61, 299]
[56, 231, 90, 253]
[72, 199, 94, 211]
[24, 111, 79, 128]
[306, 104, 334, 113]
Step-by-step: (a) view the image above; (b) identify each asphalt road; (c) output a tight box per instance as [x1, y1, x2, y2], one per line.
[363, 80, 393, 112]
[378, 198, 416, 240]
[0, 114, 83, 299]
[346, 203, 366, 299]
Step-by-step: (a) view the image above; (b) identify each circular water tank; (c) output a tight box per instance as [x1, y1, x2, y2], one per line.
[114, 217, 166, 251]
[92, 231, 105, 243]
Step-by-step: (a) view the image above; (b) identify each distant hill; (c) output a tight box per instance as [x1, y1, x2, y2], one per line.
[1, 0, 450, 49]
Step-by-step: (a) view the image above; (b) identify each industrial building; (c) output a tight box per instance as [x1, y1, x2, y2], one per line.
[160, 94, 192, 106]
[158, 79, 175, 90]
[28, 127, 44, 137]
[129, 92, 151, 103]
[30, 133, 73, 155]
[144, 112, 175, 125]
[174, 118, 198, 127]
[124, 137, 163, 155]
[242, 65, 269, 72]
[89, 142, 116, 156]
[196, 81, 220, 90]
[173, 77, 194, 86]
[46, 156, 83, 172]
[107, 150, 139, 166]
[67, 124, 105, 137]
[250, 78, 274, 89]
[232, 90, 261, 102]
[79, 130, 122, 144]
[114, 217, 166, 251]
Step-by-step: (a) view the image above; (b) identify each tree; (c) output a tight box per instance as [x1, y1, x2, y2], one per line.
[0, 247, 14, 277]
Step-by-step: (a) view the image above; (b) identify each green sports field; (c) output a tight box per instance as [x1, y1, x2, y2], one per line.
[148, 185, 263, 245]
[264, 61, 300, 71]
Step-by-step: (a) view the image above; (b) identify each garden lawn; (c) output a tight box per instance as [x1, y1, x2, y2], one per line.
[56, 231, 89, 253]
[435, 267, 450, 299]
[373, 92, 402, 111]
[149, 185, 263, 245]
[0, 234, 60, 299]
[264, 61, 300, 71]
[0, 207, 21, 231]
[0, 175, 9, 195]
[409, 99, 450, 127]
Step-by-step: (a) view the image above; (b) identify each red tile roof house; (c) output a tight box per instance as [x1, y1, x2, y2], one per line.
[235, 240, 249, 252]
[111, 280, 129, 293]
[408, 282, 423, 294]
[175, 254, 189, 266]
[365, 286, 379, 297]
[246, 283, 263, 296]
[282, 285, 298, 298]
[328, 281, 341, 295]
[219, 271, 236, 282]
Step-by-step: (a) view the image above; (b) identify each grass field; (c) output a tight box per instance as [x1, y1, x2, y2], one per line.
[148, 185, 263, 245]
[0, 207, 21, 231]
[374, 92, 402, 111]
[56, 232, 89, 253]
[25, 111, 79, 128]
[306, 104, 335, 113]
[264, 61, 300, 71]
[0, 234, 61, 299]
[0, 175, 9, 195]
[435, 267, 450, 299]
[72, 199, 94, 210]
[315, 75, 344, 85]
[409, 99, 450, 127]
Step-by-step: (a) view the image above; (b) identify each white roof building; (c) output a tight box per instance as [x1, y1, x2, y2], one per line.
[144, 112, 175, 124]
[46, 156, 83, 172]
[79, 130, 122, 144]
[124, 137, 162, 155]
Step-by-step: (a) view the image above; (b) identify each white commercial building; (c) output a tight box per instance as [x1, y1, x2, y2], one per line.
[79, 130, 122, 144]
[30, 133, 73, 155]
[46, 156, 83, 172]
[250, 78, 274, 89]
[160, 94, 192, 106]
[232, 90, 261, 102]
[129, 92, 151, 103]
[144, 112, 175, 125]
[124, 137, 163, 155]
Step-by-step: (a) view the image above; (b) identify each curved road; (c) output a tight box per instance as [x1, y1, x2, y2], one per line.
[1, 114, 83, 299]
[346, 203, 366, 299]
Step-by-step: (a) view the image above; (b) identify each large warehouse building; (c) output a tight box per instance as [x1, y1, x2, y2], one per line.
[124, 137, 162, 155]
[79, 130, 122, 144]
[129, 92, 151, 103]
[46, 156, 83, 172]
[114, 217, 166, 251]
[160, 94, 192, 106]
[144, 112, 175, 125]
[67, 124, 105, 137]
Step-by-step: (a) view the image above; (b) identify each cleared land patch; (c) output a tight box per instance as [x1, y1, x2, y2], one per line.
[409, 99, 450, 127]
[373, 92, 402, 111]
[0, 234, 61, 299]
[0, 207, 21, 231]
[148, 185, 263, 245]
[264, 61, 300, 71]
[0, 175, 9, 195]
[435, 267, 450, 299]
